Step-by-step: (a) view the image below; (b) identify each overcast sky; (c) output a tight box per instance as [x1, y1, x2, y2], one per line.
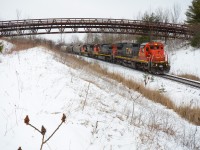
[0, 0, 193, 42]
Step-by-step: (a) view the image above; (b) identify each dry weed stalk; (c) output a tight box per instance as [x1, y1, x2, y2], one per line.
[82, 82, 91, 111]
[19, 114, 66, 150]
[179, 73, 200, 82]
[129, 92, 141, 125]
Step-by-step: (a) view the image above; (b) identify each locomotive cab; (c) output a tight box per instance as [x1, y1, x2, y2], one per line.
[148, 42, 165, 62]
[139, 42, 170, 74]
[80, 45, 88, 55]
[149, 42, 170, 74]
[139, 43, 150, 61]
[93, 44, 100, 55]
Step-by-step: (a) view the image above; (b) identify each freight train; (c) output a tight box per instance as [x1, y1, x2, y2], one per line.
[67, 41, 170, 74]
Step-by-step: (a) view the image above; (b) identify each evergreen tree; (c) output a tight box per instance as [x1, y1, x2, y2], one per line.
[136, 12, 160, 43]
[142, 12, 160, 23]
[136, 36, 150, 44]
[185, 0, 200, 48]
[186, 0, 200, 24]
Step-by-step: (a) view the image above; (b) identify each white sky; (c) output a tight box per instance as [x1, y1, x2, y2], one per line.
[0, 0, 193, 42]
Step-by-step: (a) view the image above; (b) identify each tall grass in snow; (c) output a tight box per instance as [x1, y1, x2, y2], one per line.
[6, 37, 200, 126]
[179, 74, 200, 82]
[53, 51, 200, 126]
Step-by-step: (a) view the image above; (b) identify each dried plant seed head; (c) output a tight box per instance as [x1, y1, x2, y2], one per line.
[41, 125, 46, 135]
[18, 146, 22, 150]
[24, 115, 30, 125]
[62, 114, 66, 122]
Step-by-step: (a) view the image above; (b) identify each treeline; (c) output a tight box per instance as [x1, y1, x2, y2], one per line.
[70, 4, 185, 47]
[71, 1, 200, 49]
[6, 36, 65, 51]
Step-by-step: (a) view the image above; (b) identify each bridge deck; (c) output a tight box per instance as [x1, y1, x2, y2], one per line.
[0, 18, 193, 39]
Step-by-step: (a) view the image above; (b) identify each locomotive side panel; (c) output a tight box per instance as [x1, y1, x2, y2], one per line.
[132, 43, 140, 57]
[99, 44, 112, 55]
[72, 45, 81, 54]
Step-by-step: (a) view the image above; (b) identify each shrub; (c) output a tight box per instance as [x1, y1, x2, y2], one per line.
[0, 42, 3, 53]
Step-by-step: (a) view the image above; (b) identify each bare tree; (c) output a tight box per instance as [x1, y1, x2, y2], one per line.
[71, 35, 81, 45]
[170, 4, 181, 23]
[83, 33, 94, 44]
[136, 11, 143, 20]
[155, 8, 170, 23]
[57, 33, 66, 45]
[16, 9, 22, 20]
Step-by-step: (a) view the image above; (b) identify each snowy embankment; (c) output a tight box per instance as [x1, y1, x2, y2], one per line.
[82, 55, 200, 107]
[169, 46, 200, 78]
[0, 41, 200, 150]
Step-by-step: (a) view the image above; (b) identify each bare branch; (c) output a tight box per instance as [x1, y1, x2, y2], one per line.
[29, 123, 42, 134]
[82, 83, 90, 111]
[43, 121, 64, 144]
[40, 134, 45, 150]
[23, 114, 66, 150]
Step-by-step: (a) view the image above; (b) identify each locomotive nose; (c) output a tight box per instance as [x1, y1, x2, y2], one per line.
[153, 50, 165, 61]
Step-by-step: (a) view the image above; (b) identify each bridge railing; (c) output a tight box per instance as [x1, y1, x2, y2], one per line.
[0, 18, 193, 39]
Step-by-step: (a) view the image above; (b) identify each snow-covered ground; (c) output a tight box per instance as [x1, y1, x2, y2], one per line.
[82, 56, 200, 107]
[169, 46, 200, 78]
[0, 41, 200, 150]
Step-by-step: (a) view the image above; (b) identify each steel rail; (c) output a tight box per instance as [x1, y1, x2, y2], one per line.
[62, 49, 199, 89]
[162, 74, 200, 89]
[0, 18, 193, 39]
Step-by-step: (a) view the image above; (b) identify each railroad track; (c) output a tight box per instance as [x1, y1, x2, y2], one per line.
[80, 55, 200, 89]
[161, 74, 200, 89]
[63, 51, 200, 89]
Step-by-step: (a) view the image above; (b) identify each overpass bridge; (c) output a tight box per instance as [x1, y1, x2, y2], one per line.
[0, 18, 193, 39]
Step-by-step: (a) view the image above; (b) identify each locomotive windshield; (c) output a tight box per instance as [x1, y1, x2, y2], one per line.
[150, 45, 160, 50]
